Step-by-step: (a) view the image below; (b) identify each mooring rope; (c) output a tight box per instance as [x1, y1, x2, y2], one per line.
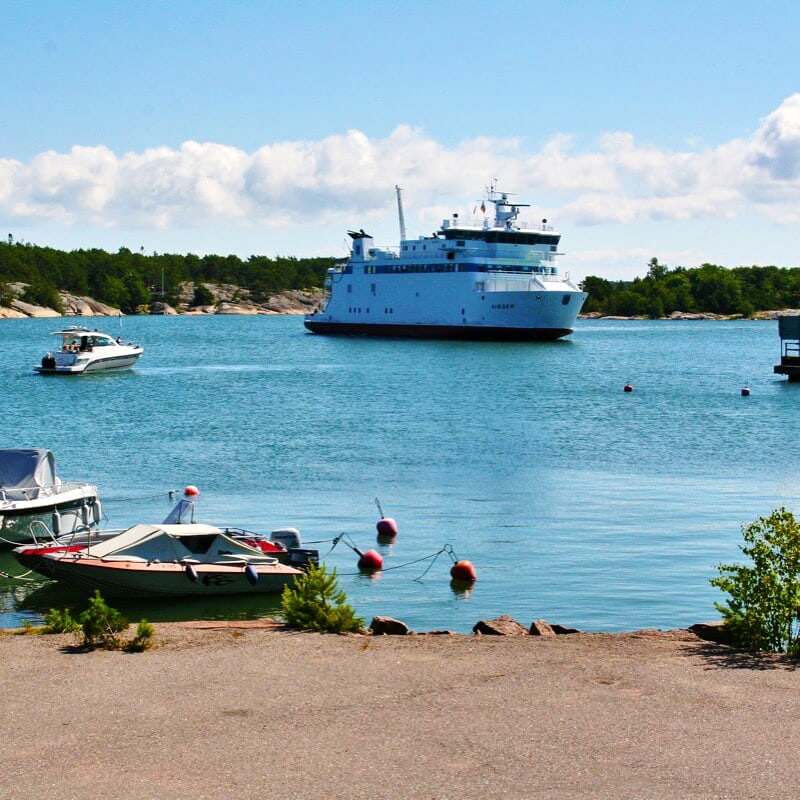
[330, 534, 458, 579]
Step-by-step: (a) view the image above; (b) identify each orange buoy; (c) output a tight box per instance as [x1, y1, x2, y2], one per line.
[623, 383, 634, 393]
[184, 485, 200, 497]
[357, 549, 383, 571]
[450, 559, 477, 582]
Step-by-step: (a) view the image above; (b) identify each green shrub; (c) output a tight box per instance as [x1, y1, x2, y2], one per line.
[191, 283, 216, 307]
[78, 590, 129, 650]
[281, 562, 364, 633]
[21, 279, 64, 313]
[711, 508, 800, 654]
[43, 607, 80, 634]
[126, 619, 156, 652]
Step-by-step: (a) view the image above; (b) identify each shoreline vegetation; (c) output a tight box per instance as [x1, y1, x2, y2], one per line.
[2, 238, 800, 320]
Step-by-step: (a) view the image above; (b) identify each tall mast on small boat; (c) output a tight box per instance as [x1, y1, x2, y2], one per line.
[395, 185, 407, 242]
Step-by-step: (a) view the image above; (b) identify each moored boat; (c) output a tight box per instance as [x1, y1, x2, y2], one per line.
[0, 449, 100, 545]
[304, 185, 588, 340]
[35, 326, 143, 375]
[25, 522, 304, 597]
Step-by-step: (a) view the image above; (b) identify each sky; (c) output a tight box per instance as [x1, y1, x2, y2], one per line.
[1, 0, 799, 282]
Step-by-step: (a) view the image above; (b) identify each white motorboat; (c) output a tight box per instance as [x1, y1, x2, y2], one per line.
[304, 184, 588, 340]
[35, 326, 143, 374]
[12, 488, 318, 571]
[0, 449, 100, 545]
[26, 522, 304, 597]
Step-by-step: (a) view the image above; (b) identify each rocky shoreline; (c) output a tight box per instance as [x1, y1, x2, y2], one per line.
[580, 309, 798, 321]
[0, 281, 324, 319]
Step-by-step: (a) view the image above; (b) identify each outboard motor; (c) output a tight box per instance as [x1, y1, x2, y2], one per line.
[271, 528, 302, 550]
[42, 353, 56, 369]
[271, 528, 319, 570]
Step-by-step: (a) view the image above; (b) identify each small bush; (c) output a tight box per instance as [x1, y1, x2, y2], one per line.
[281, 562, 364, 633]
[43, 607, 80, 634]
[126, 619, 155, 652]
[191, 283, 216, 307]
[711, 507, 800, 654]
[79, 590, 129, 650]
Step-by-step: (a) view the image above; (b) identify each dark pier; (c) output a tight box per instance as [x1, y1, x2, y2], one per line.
[774, 315, 800, 381]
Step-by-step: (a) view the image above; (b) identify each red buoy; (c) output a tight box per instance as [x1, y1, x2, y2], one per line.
[184, 485, 200, 497]
[376, 517, 398, 539]
[357, 549, 383, 571]
[450, 560, 477, 582]
[623, 383, 634, 393]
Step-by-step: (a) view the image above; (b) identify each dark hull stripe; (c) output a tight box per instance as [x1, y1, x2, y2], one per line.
[304, 321, 573, 341]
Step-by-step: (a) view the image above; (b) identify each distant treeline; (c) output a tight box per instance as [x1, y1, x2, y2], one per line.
[581, 258, 800, 317]
[0, 238, 333, 313]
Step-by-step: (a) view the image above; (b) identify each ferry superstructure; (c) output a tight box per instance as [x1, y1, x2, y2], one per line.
[304, 187, 587, 340]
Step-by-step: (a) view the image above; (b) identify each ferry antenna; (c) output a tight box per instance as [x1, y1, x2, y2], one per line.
[395, 185, 407, 241]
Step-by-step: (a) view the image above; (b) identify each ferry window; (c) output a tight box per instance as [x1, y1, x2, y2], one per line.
[562, 295, 571, 305]
[550, 245, 557, 252]
[447, 251, 455, 261]
[347, 284, 352, 293]
[457, 240, 465, 247]
[370, 283, 376, 295]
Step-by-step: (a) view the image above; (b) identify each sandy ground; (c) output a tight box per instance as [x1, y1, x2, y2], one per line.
[1, 623, 799, 800]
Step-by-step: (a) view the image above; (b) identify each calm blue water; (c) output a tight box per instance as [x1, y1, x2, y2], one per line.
[1, 315, 797, 633]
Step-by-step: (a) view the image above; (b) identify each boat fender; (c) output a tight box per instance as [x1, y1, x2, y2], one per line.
[450, 560, 477, 583]
[357, 549, 383, 571]
[92, 498, 102, 525]
[245, 564, 259, 585]
[185, 564, 199, 583]
[81, 502, 91, 527]
[51, 508, 61, 536]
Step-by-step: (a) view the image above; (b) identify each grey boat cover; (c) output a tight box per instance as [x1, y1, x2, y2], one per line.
[0, 449, 59, 490]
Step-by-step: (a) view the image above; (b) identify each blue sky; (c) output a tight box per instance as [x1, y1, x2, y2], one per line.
[1, 0, 799, 281]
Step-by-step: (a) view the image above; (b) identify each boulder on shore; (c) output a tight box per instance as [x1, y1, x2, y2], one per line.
[370, 616, 410, 636]
[473, 615, 528, 636]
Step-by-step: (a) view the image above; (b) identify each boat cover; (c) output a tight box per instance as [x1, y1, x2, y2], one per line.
[0, 449, 59, 491]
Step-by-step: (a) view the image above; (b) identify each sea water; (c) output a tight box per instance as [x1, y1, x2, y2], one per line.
[1, 314, 797, 633]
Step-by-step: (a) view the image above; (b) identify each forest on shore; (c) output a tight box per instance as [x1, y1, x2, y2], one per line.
[2, 238, 799, 317]
[581, 258, 800, 317]
[0, 238, 333, 313]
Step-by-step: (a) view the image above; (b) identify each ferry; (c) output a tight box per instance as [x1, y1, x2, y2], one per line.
[304, 185, 587, 340]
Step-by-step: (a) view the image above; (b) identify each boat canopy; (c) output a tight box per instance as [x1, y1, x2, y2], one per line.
[84, 522, 275, 564]
[0, 449, 59, 490]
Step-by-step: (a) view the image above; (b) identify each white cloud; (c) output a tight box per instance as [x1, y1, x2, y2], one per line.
[2, 94, 800, 257]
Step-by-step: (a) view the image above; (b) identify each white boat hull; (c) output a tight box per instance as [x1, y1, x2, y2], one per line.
[0, 486, 100, 545]
[35, 350, 142, 374]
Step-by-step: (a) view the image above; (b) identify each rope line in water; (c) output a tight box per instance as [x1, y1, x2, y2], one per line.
[331, 534, 457, 579]
[104, 490, 178, 504]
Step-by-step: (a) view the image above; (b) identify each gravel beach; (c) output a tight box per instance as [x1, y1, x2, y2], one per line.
[1, 624, 799, 800]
